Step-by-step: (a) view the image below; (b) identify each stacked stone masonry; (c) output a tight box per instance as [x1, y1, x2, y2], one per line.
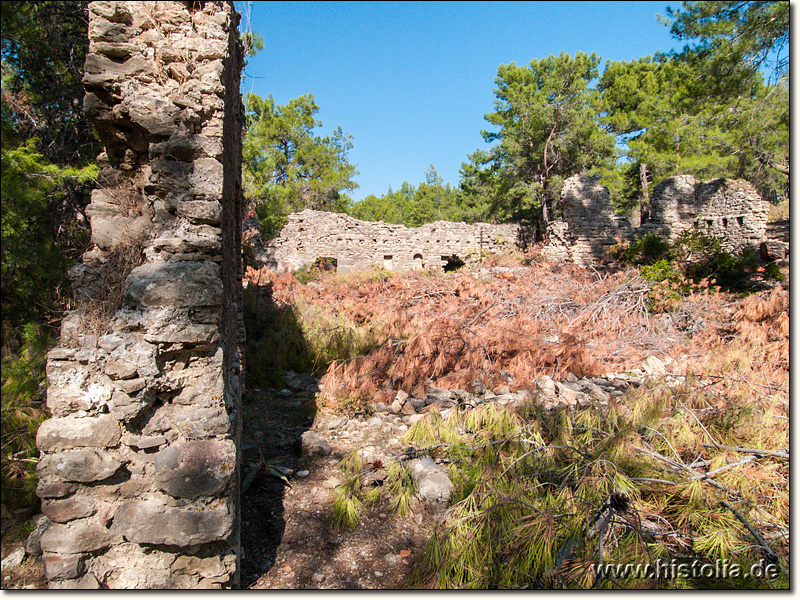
[37, 1, 244, 589]
[543, 174, 770, 265]
[260, 210, 523, 273]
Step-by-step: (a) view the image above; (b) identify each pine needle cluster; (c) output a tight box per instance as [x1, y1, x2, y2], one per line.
[400, 378, 787, 589]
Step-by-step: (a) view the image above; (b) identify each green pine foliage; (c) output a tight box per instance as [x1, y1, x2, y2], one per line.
[349, 165, 491, 227]
[243, 93, 359, 238]
[390, 383, 788, 589]
[1, 323, 54, 512]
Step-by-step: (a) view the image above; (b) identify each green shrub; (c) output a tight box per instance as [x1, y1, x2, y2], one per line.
[764, 262, 784, 281]
[639, 259, 681, 285]
[1, 323, 54, 513]
[615, 230, 773, 299]
[294, 257, 337, 284]
[610, 233, 671, 265]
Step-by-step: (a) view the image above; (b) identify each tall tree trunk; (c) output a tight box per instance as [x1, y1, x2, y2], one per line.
[542, 109, 561, 225]
[542, 194, 550, 224]
[639, 162, 650, 224]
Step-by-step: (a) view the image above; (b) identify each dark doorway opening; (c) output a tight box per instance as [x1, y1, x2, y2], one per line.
[442, 254, 464, 272]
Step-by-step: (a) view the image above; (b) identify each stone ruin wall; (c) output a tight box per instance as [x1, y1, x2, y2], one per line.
[543, 174, 770, 265]
[260, 209, 523, 273]
[36, 1, 244, 588]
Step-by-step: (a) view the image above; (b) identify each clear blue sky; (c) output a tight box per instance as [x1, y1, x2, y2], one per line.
[236, 1, 683, 203]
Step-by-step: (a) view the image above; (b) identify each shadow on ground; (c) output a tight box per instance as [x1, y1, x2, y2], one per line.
[240, 279, 319, 588]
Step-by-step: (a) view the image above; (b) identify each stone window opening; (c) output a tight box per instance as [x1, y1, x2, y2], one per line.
[383, 255, 393, 270]
[413, 253, 423, 270]
[736, 216, 744, 227]
[722, 218, 728, 228]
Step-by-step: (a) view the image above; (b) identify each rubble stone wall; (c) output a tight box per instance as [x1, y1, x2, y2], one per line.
[260, 209, 523, 273]
[543, 174, 769, 265]
[37, 1, 244, 589]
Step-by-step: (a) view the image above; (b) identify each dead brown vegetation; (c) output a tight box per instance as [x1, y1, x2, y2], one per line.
[245, 259, 788, 413]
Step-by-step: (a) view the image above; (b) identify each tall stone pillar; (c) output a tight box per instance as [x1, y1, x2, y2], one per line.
[36, 1, 244, 588]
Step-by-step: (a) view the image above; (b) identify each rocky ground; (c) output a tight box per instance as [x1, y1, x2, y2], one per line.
[239, 361, 671, 589]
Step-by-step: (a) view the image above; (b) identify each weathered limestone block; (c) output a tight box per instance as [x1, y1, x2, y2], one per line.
[171, 554, 231, 581]
[153, 440, 235, 499]
[172, 372, 224, 404]
[300, 431, 332, 458]
[37, 415, 121, 452]
[176, 201, 223, 224]
[409, 456, 453, 512]
[149, 226, 222, 256]
[39, 449, 123, 483]
[43, 553, 86, 581]
[150, 135, 223, 161]
[40, 519, 117, 554]
[90, 215, 150, 250]
[124, 262, 223, 308]
[37, 481, 78, 499]
[116, 377, 146, 394]
[46, 383, 113, 418]
[89, 1, 134, 24]
[104, 359, 138, 380]
[760, 239, 789, 261]
[141, 401, 230, 440]
[121, 434, 167, 450]
[112, 497, 234, 546]
[42, 496, 98, 523]
[109, 389, 153, 422]
[49, 573, 102, 590]
[92, 544, 176, 589]
[46, 360, 90, 389]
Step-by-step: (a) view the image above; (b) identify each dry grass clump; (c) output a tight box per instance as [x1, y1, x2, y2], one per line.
[76, 237, 144, 338]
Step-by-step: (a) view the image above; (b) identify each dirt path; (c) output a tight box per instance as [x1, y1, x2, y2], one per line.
[240, 372, 434, 589]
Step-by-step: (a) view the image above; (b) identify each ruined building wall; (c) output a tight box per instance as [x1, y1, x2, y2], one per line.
[36, 1, 243, 588]
[642, 175, 769, 250]
[260, 209, 523, 273]
[542, 176, 632, 265]
[543, 174, 769, 265]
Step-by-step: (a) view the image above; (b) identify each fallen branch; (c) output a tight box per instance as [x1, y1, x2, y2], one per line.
[465, 303, 496, 327]
[666, 372, 788, 394]
[688, 456, 758, 480]
[633, 446, 730, 493]
[700, 443, 789, 459]
[676, 400, 721, 449]
[720, 500, 782, 574]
